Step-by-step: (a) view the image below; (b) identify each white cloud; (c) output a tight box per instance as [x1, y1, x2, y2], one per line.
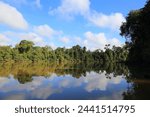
[0, 33, 10, 45]
[33, 24, 57, 38]
[1, 23, 61, 48]
[0, 1, 28, 30]
[49, 0, 125, 30]
[19, 32, 45, 46]
[87, 12, 125, 30]
[60, 37, 70, 44]
[83, 31, 122, 50]
[49, 0, 90, 19]
[5, 31, 44, 44]
[2, 30, 122, 51]
[4, 31, 46, 46]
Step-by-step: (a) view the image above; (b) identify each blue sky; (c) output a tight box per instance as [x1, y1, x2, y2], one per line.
[0, 0, 147, 50]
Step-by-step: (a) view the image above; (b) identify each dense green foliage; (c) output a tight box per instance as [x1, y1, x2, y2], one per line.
[0, 40, 128, 64]
[0, 61, 129, 83]
[120, 0, 150, 64]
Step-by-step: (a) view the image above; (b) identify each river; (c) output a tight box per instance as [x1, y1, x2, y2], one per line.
[0, 62, 150, 100]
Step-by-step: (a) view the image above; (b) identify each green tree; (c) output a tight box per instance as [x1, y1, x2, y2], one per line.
[17, 40, 34, 53]
[120, 0, 150, 64]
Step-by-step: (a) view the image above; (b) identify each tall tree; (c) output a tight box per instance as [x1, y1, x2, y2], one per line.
[17, 40, 34, 53]
[120, 0, 150, 64]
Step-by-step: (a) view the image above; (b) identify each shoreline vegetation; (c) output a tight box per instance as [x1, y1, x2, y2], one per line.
[0, 40, 128, 64]
[120, 0, 150, 65]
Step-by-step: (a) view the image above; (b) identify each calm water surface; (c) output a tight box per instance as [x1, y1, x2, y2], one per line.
[0, 63, 150, 100]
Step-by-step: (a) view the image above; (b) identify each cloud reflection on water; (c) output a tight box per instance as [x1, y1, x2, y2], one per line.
[0, 71, 128, 100]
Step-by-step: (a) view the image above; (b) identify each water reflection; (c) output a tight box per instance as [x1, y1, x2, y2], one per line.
[0, 62, 150, 100]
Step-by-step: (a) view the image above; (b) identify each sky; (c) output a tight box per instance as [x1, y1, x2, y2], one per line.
[0, 0, 147, 50]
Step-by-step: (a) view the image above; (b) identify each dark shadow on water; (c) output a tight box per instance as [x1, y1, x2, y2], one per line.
[0, 62, 150, 100]
[122, 66, 150, 100]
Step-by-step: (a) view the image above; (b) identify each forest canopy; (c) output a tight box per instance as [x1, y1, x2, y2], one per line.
[120, 0, 150, 64]
[0, 40, 128, 64]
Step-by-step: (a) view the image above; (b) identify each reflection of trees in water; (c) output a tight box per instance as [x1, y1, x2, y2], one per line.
[122, 67, 150, 100]
[14, 70, 33, 84]
[106, 63, 129, 76]
[0, 62, 150, 99]
[0, 61, 130, 82]
[54, 63, 130, 79]
[123, 81, 150, 99]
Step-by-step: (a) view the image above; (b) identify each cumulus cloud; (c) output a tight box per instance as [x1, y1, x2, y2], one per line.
[19, 32, 45, 45]
[0, 1, 28, 30]
[49, 0, 90, 19]
[2, 23, 62, 47]
[49, 0, 125, 30]
[60, 36, 70, 44]
[83, 31, 122, 50]
[33, 24, 57, 38]
[4, 31, 45, 46]
[87, 12, 125, 30]
[2, 29, 121, 50]
[0, 33, 10, 45]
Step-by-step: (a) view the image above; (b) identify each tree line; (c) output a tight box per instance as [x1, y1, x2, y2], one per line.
[0, 40, 128, 64]
[120, 0, 150, 65]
